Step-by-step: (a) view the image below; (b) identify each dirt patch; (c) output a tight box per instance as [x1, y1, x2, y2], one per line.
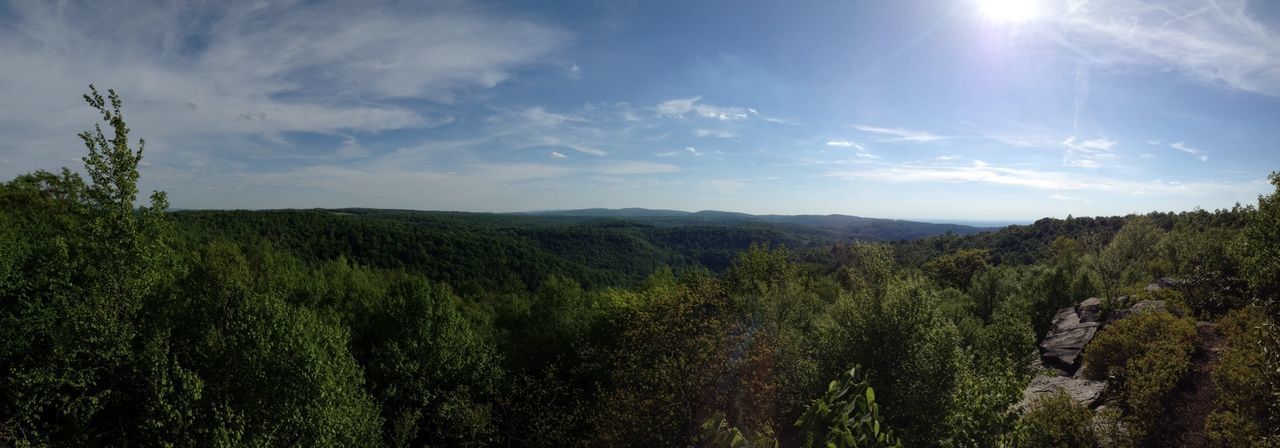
[1148, 322, 1221, 448]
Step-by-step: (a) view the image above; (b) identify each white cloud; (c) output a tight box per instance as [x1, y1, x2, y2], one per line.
[852, 125, 944, 142]
[825, 139, 866, 150]
[828, 160, 1260, 197]
[567, 144, 608, 157]
[686, 147, 702, 156]
[695, 129, 735, 138]
[596, 161, 680, 175]
[1062, 136, 1118, 168]
[549, 151, 568, 159]
[521, 107, 580, 127]
[1171, 141, 1209, 162]
[657, 96, 751, 120]
[1057, 0, 1280, 96]
[0, 0, 566, 176]
[934, 155, 961, 161]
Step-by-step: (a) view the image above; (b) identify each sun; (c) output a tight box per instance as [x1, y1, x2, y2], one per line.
[978, 0, 1039, 23]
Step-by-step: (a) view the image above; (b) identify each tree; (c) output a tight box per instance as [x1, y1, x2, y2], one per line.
[924, 249, 990, 291]
[1097, 216, 1163, 298]
[1244, 172, 1280, 307]
[0, 86, 173, 445]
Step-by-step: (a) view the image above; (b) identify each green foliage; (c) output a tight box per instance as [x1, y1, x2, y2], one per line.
[817, 276, 961, 445]
[0, 86, 174, 446]
[701, 411, 780, 448]
[1097, 216, 1164, 299]
[1011, 391, 1097, 448]
[793, 367, 903, 448]
[923, 249, 990, 291]
[1205, 307, 1279, 447]
[1245, 172, 1280, 305]
[167, 243, 384, 446]
[3, 86, 1278, 448]
[940, 352, 1025, 448]
[1081, 311, 1197, 439]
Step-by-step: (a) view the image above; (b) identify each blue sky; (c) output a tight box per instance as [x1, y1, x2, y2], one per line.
[1, 0, 1278, 220]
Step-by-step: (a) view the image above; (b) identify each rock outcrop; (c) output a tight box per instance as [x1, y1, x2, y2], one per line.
[1021, 282, 1183, 414]
[1077, 297, 1103, 323]
[1017, 375, 1107, 411]
[1038, 306, 1100, 374]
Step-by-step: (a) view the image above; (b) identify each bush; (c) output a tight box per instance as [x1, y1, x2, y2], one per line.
[1081, 311, 1196, 439]
[1205, 307, 1277, 447]
[940, 352, 1024, 447]
[1012, 391, 1096, 448]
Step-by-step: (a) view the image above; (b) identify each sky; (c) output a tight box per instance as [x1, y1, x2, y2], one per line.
[1, 0, 1278, 221]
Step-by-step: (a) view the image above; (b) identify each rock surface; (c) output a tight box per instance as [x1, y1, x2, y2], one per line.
[1038, 307, 1100, 373]
[1077, 297, 1103, 323]
[1021, 289, 1183, 417]
[1017, 375, 1107, 411]
[1110, 299, 1170, 322]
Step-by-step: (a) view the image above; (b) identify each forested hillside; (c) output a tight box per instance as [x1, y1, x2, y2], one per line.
[2, 89, 1278, 447]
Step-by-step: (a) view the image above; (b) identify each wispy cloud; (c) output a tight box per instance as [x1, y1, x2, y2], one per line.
[0, 0, 568, 170]
[852, 125, 944, 142]
[657, 96, 751, 120]
[597, 161, 680, 175]
[655, 147, 702, 157]
[825, 139, 865, 150]
[1171, 141, 1209, 161]
[1058, 0, 1280, 96]
[694, 129, 735, 138]
[1062, 136, 1118, 168]
[828, 160, 1260, 197]
[567, 144, 608, 157]
[549, 151, 568, 159]
[522, 107, 581, 127]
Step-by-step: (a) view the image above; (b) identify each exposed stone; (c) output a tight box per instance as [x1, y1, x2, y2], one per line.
[1146, 282, 1163, 292]
[1155, 277, 1180, 289]
[1077, 297, 1103, 323]
[1039, 307, 1101, 374]
[1017, 375, 1107, 411]
[1129, 300, 1168, 315]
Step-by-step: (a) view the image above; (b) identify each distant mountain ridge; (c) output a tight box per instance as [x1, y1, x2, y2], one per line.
[517, 208, 998, 237]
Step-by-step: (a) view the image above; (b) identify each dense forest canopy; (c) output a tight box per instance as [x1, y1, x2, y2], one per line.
[2, 88, 1279, 447]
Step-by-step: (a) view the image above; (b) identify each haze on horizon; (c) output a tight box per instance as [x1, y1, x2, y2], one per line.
[1, 0, 1278, 221]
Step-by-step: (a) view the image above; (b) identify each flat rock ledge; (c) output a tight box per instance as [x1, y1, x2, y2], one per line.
[1017, 375, 1107, 411]
[1038, 307, 1100, 374]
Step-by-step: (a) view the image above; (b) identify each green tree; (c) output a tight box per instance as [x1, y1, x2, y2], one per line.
[0, 86, 173, 445]
[1097, 216, 1163, 299]
[924, 249, 990, 291]
[1244, 172, 1280, 306]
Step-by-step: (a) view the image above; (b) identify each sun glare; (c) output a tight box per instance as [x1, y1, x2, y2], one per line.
[978, 0, 1038, 23]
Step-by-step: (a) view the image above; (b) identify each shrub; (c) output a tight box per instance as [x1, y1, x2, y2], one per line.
[1205, 307, 1277, 447]
[1012, 391, 1096, 448]
[1081, 311, 1196, 439]
[700, 366, 902, 448]
[939, 352, 1024, 447]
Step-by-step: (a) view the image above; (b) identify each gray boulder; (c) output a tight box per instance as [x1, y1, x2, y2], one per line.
[1155, 277, 1180, 289]
[1105, 299, 1176, 323]
[1130, 300, 1168, 315]
[1038, 307, 1101, 374]
[1077, 297, 1103, 323]
[1017, 375, 1107, 411]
